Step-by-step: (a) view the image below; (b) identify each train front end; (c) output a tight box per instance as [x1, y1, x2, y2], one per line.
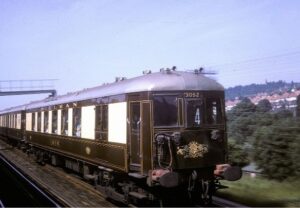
[148, 72, 241, 203]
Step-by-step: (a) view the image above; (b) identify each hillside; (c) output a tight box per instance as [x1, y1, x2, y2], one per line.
[225, 81, 300, 111]
[225, 81, 300, 101]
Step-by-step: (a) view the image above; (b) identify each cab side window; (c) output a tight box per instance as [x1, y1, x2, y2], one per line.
[206, 98, 223, 124]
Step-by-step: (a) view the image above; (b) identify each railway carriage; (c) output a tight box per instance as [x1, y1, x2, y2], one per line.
[0, 69, 241, 205]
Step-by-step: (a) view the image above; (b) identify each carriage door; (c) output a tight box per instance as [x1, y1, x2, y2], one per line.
[129, 102, 141, 171]
[129, 101, 152, 174]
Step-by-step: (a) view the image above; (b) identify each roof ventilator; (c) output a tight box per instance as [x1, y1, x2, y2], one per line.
[143, 70, 152, 75]
[194, 67, 204, 74]
[115, 77, 127, 82]
[160, 66, 177, 74]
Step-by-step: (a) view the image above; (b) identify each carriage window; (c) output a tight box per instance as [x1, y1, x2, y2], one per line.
[12, 114, 14, 128]
[37, 112, 41, 132]
[186, 99, 203, 127]
[6, 115, 8, 127]
[17, 114, 21, 129]
[13, 114, 15, 128]
[206, 98, 222, 124]
[61, 109, 68, 136]
[52, 110, 58, 134]
[44, 111, 49, 133]
[95, 105, 108, 140]
[11, 114, 14, 128]
[102, 105, 108, 131]
[14, 114, 17, 128]
[32, 113, 36, 131]
[153, 95, 178, 126]
[73, 108, 81, 137]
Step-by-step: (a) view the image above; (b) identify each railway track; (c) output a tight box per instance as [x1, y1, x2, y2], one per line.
[1, 139, 247, 207]
[0, 140, 114, 207]
[212, 196, 248, 207]
[0, 154, 62, 207]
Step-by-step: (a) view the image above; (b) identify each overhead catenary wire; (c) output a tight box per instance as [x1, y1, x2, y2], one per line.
[207, 49, 300, 69]
[204, 49, 300, 77]
[201, 49, 300, 86]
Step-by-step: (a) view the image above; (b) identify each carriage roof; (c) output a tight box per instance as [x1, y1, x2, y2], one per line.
[0, 70, 224, 113]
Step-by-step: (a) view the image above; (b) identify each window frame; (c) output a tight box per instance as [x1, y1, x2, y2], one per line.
[44, 111, 49, 133]
[52, 110, 58, 134]
[37, 112, 41, 132]
[185, 98, 204, 128]
[95, 104, 108, 140]
[153, 94, 180, 128]
[61, 108, 69, 136]
[72, 107, 81, 137]
[205, 97, 224, 125]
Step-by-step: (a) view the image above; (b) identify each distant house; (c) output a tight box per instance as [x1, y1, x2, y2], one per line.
[226, 89, 300, 113]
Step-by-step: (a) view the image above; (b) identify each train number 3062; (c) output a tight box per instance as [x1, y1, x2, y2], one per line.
[184, 92, 200, 98]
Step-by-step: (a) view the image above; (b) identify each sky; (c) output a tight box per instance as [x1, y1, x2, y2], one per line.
[1, 0, 300, 110]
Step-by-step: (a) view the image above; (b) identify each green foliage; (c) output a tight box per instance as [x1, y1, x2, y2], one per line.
[253, 125, 293, 181]
[227, 98, 257, 145]
[290, 134, 300, 177]
[253, 118, 300, 181]
[228, 115, 256, 144]
[297, 95, 300, 117]
[217, 174, 300, 207]
[227, 139, 250, 167]
[256, 99, 272, 113]
[227, 96, 300, 181]
[274, 109, 293, 119]
[229, 97, 256, 118]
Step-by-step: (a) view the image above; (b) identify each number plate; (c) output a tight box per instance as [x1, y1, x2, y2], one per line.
[184, 92, 200, 98]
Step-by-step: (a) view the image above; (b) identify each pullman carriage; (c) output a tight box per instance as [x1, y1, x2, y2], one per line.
[0, 69, 241, 205]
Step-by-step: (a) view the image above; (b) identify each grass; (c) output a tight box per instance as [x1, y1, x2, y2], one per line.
[216, 173, 300, 207]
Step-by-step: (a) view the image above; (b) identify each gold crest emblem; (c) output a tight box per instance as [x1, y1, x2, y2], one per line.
[177, 141, 208, 158]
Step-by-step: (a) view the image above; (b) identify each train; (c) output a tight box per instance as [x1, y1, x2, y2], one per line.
[0, 68, 241, 205]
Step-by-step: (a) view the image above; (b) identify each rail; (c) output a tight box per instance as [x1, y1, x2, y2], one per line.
[0, 154, 62, 207]
[212, 196, 249, 207]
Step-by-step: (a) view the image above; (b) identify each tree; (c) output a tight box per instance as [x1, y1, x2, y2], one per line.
[291, 135, 300, 178]
[229, 97, 256, 118]
[274, 109, 293, 119]
[227, 98, 257, 145]
[228, 115, 257, 144]
[256, 99, 272, 113]
[227, 139, 250, 167]
[296, 95, 300, 117]
[253, 118, 300, 181]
